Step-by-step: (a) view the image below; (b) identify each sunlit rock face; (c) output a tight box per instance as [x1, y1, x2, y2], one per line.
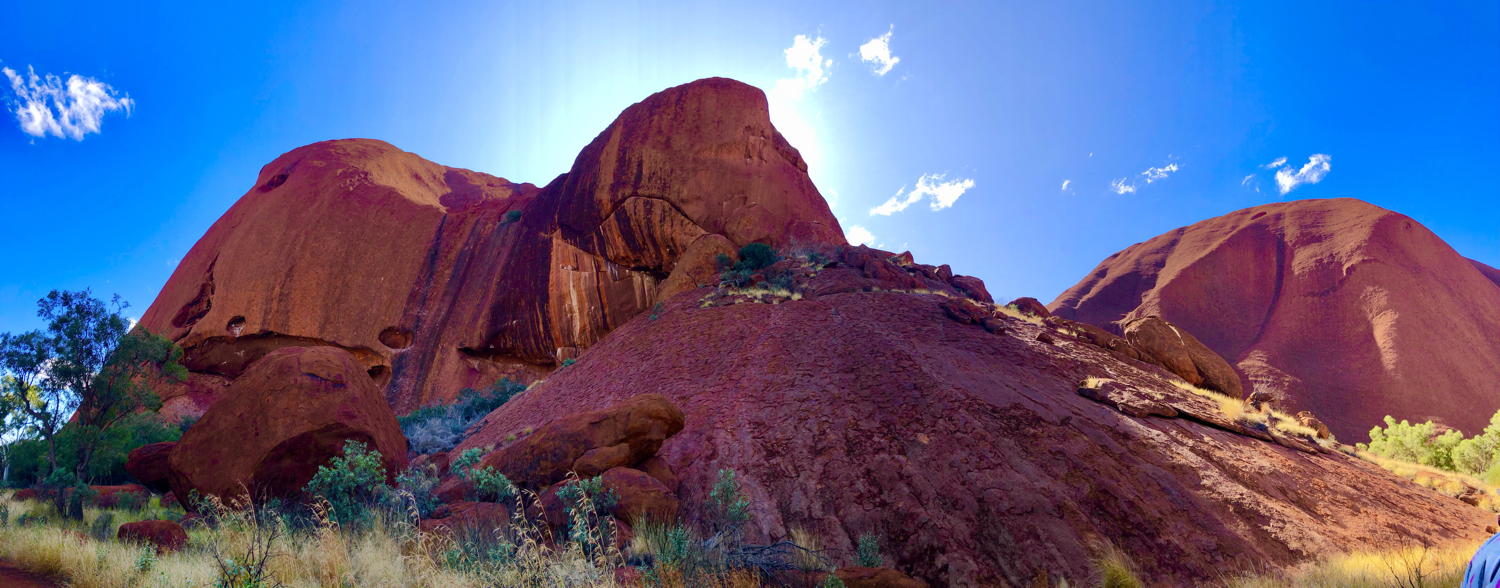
[1051, 197, 1500, 439]
[137, 77, 844, 415]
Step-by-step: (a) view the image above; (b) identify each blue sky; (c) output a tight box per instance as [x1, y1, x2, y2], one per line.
[1, 1, 1497, 333]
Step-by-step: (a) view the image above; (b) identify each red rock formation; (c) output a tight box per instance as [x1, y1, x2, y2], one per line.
[166, 346, 408, 502]
[1051, 198, 1500, 439]
[125, 441, 176, 494]
[136, 77, 844, 415]
[118, 520, 189, 552]
[454, 258, 1491, 586]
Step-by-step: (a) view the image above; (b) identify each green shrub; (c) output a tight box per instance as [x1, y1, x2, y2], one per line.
[707, 468, 750, 536]
[0, 503, 8, 526]
[451, 447, 515, 502]
[556, 475, 618, 553]
[733, 243, 779, 272]
[395, 463, 442, 518]
[2, 413, 182, 486]
[303, 440, 391, 527]
[398, 378, 525, 454]
[855, 533, 882, 567]
[1359, 416, 1464, 471]
[115, 490, 145, 511]
[820, 574, 848, 588]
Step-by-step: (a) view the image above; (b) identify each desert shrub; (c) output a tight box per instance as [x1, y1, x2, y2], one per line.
[556, 474, 619, 556]
[89, 511, 114, 540]
[114, 490, 145, 511]
[396, 463, 442, 518]
[1360, 416, 1464, 471]
[1094, 542, 1144, 588]
[451, 447, 515, 502]
[303, 440, 392, 528]
[855, 533, 882, 567]
[733, 243, 779, 272]
[719, 268, 754, 287]
[399, 378, 525, 454]
[0, 503, 8, 526]
[707, 468, 750, 537]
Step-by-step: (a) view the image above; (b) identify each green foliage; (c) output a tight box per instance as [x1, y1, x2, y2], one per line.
[3, 413, 181, 486]
[556, 475, 618, 553]
[733, 243, 779, 272]
[398, 378, 525, 455]
[395, 463, 442, 518]
[714, 253, 734, 271]
[855, 533, 882, 567]
[451, 447, 515, 502]
[1360, 416, 1464, 471]
[707, 468, 750, 535]
[303, 440, 391, 528]
[115, 489, 145, 511]
[0, 503, 8, 526]
[560, 358, 576, 368]
[820, 574, 848, 588]
[134, 547, 158, 573]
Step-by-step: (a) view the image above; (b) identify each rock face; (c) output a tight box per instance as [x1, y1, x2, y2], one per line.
[1051, 198, 1500, 439]
[166, 346, 408, 502]
[125, 441, 176, 493]
[455, 252, 1491, 586]
[135, 77, 844, 416]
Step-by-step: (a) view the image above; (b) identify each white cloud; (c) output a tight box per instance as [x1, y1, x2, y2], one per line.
[858, 25, 901, 76]
[845, 225, 876, 246]
[1141, 162, 1179, 183]
[1109, 178, 1137, 195]
[772, 34, 832, 100]
[2, 65, 133, 140]
[1241, 174, 1260, 193]
[870, 173, 975, 215]
[1060, 179, 1072, 191]
[1262, 156, 1287, 169]
[1274, 154, 1332, 195]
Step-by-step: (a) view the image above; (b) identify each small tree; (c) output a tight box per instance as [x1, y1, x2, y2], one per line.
[304, 439, 391, 528]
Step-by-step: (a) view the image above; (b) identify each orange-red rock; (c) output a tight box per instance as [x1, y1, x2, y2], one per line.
[1051, 198, 1500, 439]
[472, 394, 684, 491]
[126, 442, 176, 493]
[833, 567, 930, 588]
[1122, 316, 1243, 398]
[418, 501, 510, 537]
[166, 346, 408, 502]
[455, 262, 1491, 586]
[118, 520, 188, 552]
[91, 484, 149, 508]
[600, 466, 679, 524]
[136, 77, 846, 414]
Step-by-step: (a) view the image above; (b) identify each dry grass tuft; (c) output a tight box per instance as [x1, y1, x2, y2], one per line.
[995, 303, 1046, 325]
[1224, 540, 1478, 587]
[1081, 376, 1116, 389]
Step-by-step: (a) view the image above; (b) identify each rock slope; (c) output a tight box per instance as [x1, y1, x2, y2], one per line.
[455, 246, 1492, 586]
[1050, 198, 1500, 439]
[136, 77, 844, 417]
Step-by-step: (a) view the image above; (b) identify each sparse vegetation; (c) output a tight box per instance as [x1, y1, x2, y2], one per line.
[1225, 540, 1478, 588]
[303, 439, 392, 528]
[451, 447, 516, 502]
[397, 378, 526, 454]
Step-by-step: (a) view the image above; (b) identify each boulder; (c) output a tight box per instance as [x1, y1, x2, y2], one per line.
[167, 346, 408, 502]
[1006, 297, 1051, 318]
[477, 394, 684, 490]
[637, 456, 680, 493]
[1123, 316, 1243, 398]
[418, 501, 511, 536]
[1296, 411, 1333, 439]
[118, 520, 189, 552]
[832, 567, 930, 588]
[126, 441, 177, 493]
[950, 275, 993, 303]
[600, 467, 679, 524]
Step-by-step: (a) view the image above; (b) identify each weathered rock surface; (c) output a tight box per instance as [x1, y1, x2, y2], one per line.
[136, 77, 845, 414]
[1122, 316, 1244, 398]
[118, 520, 189, 552]
[832, 567, 931, 588]
[126, 441, 177, 494]
[600, 466, 680, 523]
[418, 501, 511, 536]
[456, 259, 1491, 586]
[166, 346, 408, 502]
[1051, 198, 1500, 439]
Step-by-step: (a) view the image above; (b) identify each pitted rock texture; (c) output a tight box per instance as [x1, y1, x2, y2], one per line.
[166, 346, 408, 502]
[1051, 198, 1500, 439]
[455, 261, 1492, 586]
[137, 77, 844, 414]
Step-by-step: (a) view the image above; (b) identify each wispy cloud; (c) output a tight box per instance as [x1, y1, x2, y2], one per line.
[1241, 174, 1260, 193]
[871, 173, 975, 215]
[1273, 154, 1331, 195]
[1060, 179, 1072, 192]
[1109, 178, 1137, 195]
[1261, 156, 1287, 169]
[1141, 163, 1179, 183]
[858, 25, 901, 76]
[845, 225, 876, 246]
[2, 65, 133, 140]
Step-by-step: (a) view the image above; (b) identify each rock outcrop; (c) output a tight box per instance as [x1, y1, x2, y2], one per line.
[166, 346, 408, 502]
[135, 77, 844, 416]
[453, 250, 1491, 586]
[118, 520, 189, 552]
[1051, 198, 1500, 439]
[125, 441, 176, 494]
[1121, 316, 1243, 398]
